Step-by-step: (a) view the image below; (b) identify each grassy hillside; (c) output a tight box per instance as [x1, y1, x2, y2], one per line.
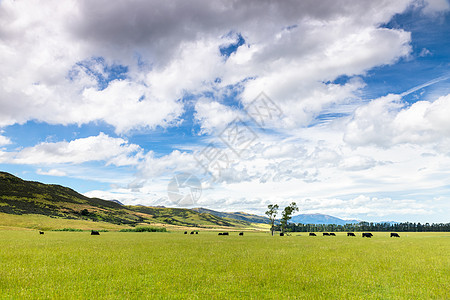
[128, 205, 249, 227]
[0, 172, 249, 230]
[0, 213, 128, 231]
[192, 207, 270, 224]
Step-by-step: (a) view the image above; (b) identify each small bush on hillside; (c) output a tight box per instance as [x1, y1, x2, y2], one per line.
[119, 226, 167, 232]
[53, 228, 84, 232]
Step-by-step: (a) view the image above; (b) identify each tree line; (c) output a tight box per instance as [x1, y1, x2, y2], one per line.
[273, 221, 450, 232]
[265, 204, 450, 233]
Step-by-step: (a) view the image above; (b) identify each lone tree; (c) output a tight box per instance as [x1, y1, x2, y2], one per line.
[280, 202, 299, 234]
[265, 204, 279, 236]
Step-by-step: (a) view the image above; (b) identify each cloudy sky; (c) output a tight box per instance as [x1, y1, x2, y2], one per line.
[1, 0, 450, 222]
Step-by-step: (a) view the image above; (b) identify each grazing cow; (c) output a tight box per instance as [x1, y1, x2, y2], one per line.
[223, 232, 229, 236]
[280, 232, 284, 236]
[218, 232, 223, 236]
[390, 233, 400, 238]
[309, 233, 316, 236]
[190, 231, 194, 234]
[362, 232, 373, 238]
[323, 232, 330, 236]
[330, 233, 336, 236]
[39, 231, 44, 235]
[239, 232, 244, 236]
[184, 231, 187, 234]
[195, 231, 198, 234]
[347, 232, 356, 237]
[91, 230, 100, 235]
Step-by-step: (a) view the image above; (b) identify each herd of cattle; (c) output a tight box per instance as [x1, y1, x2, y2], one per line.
[184, 231, 245, 236]
[39, 230, 401, 237]
[308, 232, 400, 238]
[183, 231, 400, 237]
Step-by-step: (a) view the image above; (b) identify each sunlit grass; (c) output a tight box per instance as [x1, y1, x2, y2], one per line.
[0, 231, 448, 299]
[0, 213, 129, 231]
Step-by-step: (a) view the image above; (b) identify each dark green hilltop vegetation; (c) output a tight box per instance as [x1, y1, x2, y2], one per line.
[0, 172, 250, 230]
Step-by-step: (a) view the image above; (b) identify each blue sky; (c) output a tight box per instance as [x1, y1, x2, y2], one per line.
[1, 0, 450, 222]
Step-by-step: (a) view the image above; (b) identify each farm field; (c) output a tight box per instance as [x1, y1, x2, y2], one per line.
[0, 231, 449, 299]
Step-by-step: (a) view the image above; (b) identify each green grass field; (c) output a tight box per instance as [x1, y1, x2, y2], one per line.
[0, 231, 449, 299]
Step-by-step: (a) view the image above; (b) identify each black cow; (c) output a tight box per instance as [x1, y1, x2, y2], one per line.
[91, 230, 100, 235]
[280, 232, 284, 236]
[39, 231, 44, 235]
[390, 233, 400, 238]
[195, 231, 198, 234]
[309, 233, 316, 236]
[239, 232, 244, 236]
[330, 233, 336, 236]
[223, 232, 229, 236]
[362, 232, 373, 238]
[190, 231, 194, 235]
[323, 232, 330, 236]
[184, 231, 187, 234]
[218, 232, 223, 236]
[347, 232, 356, 237]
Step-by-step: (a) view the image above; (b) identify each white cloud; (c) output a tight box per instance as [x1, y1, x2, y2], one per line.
[0, 133, 142, 165]
[84, 189, 168, 207]
[0, 134, 11, 146]
[0, 0, 415, 133]
[73, 124, 450, 222]
[36, 168, 67, 177]
[194, 98, 241, 134]
[422, 0, 450, 15]
[344, 93, 450, 147]
[1, 0, 449, 222]
[298, 195, 433, 217]
[419, 48, 432, 57]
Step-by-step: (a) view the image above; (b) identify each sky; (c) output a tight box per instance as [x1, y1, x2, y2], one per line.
[1, 0, 450, 222]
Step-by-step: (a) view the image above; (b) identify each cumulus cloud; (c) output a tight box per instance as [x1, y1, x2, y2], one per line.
[344, 93, 450, 147]
[71, 125, 450, 222]
[0, 133, 142, 165]
[0, 134, 11, 146]
[194, 98, 241, 134]
[422, 0, 450, 15]
[36, 168, 67, 177]
[1, 0, 448, 221]
[294, 195, 432, 217]
[0, 0, 416, 133]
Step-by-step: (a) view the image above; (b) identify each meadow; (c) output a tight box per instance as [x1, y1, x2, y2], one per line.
[0, 231, 449, 299]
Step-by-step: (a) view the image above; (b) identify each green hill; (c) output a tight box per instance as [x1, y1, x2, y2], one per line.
[192, 207, 270, 224]
[0, 172, 249, 230]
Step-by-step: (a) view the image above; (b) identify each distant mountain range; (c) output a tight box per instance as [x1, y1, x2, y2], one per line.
[290, 214, 360, 225]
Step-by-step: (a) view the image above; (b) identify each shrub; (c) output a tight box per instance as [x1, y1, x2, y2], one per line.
[119, 226, 167, 232]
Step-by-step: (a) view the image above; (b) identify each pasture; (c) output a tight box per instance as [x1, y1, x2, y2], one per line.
[0, 231, 449, 299]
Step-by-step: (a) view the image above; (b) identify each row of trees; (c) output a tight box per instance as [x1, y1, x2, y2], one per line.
[273, 221, 450, 232]
[265, 204, 450, 233]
